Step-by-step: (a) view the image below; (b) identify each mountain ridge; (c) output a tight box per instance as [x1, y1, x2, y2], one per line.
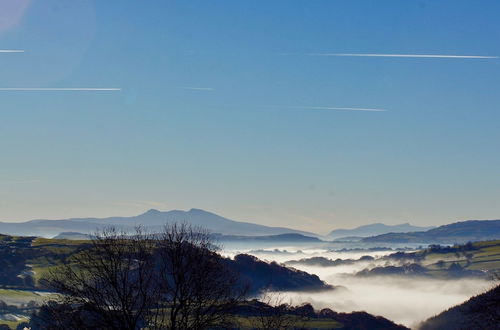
[327, 222, 435, 238]
[362, 219, 500, 243]
[0, 208, 318, 238]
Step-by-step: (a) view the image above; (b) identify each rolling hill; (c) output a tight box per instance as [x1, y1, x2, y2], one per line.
[0, 234, 330, 294]
[327, 223, 434, 239]
[418, 284, 500, 330]
[362, 220, 500, 244]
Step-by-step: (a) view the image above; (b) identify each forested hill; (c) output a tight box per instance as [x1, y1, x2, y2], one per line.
[418, 284, 500, 330]
[0, 234, 329, 294]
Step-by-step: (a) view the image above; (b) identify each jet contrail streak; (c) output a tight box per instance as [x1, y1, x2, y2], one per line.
[0, 88, 121, 91]
[291, 106, 387, 112]
[307, 53, 498, 59]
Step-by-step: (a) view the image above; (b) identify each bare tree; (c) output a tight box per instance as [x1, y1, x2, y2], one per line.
[43, 227, 158, 330]
[37, 224, 246, 330]
[155, 223, 246, 329]
[253, 291, 296, 330]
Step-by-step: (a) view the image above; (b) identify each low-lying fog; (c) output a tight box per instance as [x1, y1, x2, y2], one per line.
[224, 245, 492, 328]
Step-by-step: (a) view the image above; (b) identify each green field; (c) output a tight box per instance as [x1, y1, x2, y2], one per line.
[0, 289, 50, 305]
[235, 316, 343, 329]
[0, 314, 343, 330]
[0, 289, 41, 329]
[418, 240, 500, 277]
[0, 319, 28, 330]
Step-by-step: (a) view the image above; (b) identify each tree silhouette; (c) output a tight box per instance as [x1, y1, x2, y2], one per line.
[33, 224, 246, 330]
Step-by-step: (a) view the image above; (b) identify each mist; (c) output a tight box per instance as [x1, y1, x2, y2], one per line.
[222, 245, 396, 264]
[269, 277, 491, 328]
[224, 245, 493, 328]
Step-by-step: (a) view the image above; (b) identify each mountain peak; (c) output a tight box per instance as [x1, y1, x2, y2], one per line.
[188, 208, 210, 214]
[143, 209, 162, 215]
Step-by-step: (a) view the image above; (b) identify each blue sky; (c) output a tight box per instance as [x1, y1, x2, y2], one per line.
[1, 0, 499, 233]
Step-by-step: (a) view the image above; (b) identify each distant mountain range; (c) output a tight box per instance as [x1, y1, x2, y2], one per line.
[212, 233, 322, 243]
[3, 210, 499, 245]
[327, 223, 435, 239]
[54, 232, 323, 243]
[0, 208, 317, 238]
[362, 220, 500, 244]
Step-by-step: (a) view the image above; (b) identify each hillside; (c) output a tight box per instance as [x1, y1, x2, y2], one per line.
[352, 240, 500, 279]
[418, 284, 500, 330]
[1, 292, 409, 330]
[327, 223, 434, 239]
[0, 234, 416, 330]
[0, 208, 317, 238]
[214, 233, 322, 243]
[362, 220, 500, 244]
[233, 302, 408, 330]
[228, 254, 331, 293]
[0, 234, 329, 294]
[285, 255, 374, 267]
[53, 232, 92, 240]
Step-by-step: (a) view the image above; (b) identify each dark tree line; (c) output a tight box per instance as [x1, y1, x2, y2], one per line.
[30, 224, 246, 330]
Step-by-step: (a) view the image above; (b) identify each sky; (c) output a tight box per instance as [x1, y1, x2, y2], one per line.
[1, 0, 499, 234]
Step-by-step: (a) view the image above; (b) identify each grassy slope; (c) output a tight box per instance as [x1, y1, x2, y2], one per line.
[0, 289, 41, 329]
[416, 240, 500, 277]
[235, 316, 343, 329]
[0, 319, 27, 330]
[28, 238, 90, 283]
[0, 318, 342, 330]
[0, 289, 41, 299]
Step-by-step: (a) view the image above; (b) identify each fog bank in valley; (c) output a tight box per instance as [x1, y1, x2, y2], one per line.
[225, 246, 492, 328]
[272, 276, 490, 328]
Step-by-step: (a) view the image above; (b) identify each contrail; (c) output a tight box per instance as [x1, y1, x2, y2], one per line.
[307, 53, 498, 59]
[289, 106, 387, 112]
[181, 87, 214, 91]
[0, 88, 121, 91]
[0, 179, 41, 184]
[0, 50, 25, 53]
